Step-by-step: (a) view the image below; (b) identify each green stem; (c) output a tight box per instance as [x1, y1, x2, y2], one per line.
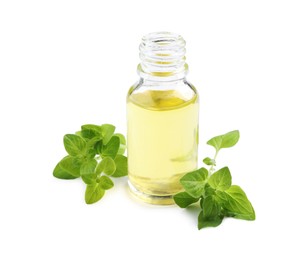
[209, 150, 219, 175]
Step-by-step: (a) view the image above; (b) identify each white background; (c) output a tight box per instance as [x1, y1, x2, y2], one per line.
[1, 0, 307, 259]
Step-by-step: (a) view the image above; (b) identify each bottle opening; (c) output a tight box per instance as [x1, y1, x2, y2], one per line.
[138, 32, 188, 80]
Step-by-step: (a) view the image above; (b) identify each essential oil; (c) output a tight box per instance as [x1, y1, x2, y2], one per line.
[127, 32, 199, 204]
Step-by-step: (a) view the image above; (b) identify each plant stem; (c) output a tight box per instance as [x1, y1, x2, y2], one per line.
[209, 150, 219, 175]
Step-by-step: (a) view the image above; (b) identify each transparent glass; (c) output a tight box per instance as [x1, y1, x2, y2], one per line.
[127, 32, 199, 205]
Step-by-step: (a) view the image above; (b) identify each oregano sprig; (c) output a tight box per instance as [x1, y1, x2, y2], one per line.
[53, 124, 128, 204]
[173, 130, 255, 229]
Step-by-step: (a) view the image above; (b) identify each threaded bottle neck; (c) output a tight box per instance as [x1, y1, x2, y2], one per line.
[138, 32, 188, 81]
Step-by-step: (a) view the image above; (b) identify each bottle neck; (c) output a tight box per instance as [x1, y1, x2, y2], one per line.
[137, 32, 188, 82]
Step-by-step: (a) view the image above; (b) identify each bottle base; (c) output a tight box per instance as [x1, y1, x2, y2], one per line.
[128, 180, 175, 205]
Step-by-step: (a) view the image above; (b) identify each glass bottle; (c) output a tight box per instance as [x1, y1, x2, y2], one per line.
[127, 32, 199, 205]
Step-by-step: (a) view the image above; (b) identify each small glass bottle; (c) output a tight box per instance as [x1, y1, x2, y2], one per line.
[127, 32, 199, 205]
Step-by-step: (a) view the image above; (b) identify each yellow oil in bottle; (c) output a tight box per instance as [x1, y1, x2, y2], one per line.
[127, 89, 199, 204]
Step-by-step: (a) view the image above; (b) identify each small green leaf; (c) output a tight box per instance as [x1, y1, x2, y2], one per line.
[80, 159, 97, 176]
[221, 208, 237, 217]
[112, 155, 128, 177]
[173, 192, 199, 208]
[85, 136, 102, 149]
[101, 136, 120, 159]
[207, 130, 240, 152]
[53, 158, 78, 180]
[75, 131, 82, 137]
[101, 124, 115, 145]
[81, 174, 96, 185]
[63, 134, 86, 156]
[180, 168, 208, 198]
[208, 167, 232, 191]
[202, 195, 221, 218]
[58, 156, 81, 177]
[114, 133, 126, 155]
[198, 211, 223, 229]
[203, 183, 215, 197]
[203, 157, 216, 166]
[86, 148, 96, 159]
[83, 137, 100, 160]
[85, 183, 105, 204]
[215, 190, 228, 203]
[99, 176, 114, 190]
[96, 157, 116, 176]
[94, 140, 103, 154]
[222, 185, 255, 220]
[81, 124, 102, 139]
[200, 197, 204, 209]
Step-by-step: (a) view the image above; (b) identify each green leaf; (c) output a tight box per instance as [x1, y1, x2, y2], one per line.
[200, 197, 204, 209]
[221, 208, 237, 217]
[81, 124, 102, 139]
[208, 167, 232, 191]
[85, 136, 102, 149]
[112, 155, 128, 177]
[101, 136, 120, 159]
[99, 176, 114, 190]
[53, 158, 79, 180]
[53, 155, 81, 180]
[199, 196, 223, 229]
[94, 140, 103, 154]
[101, 124, 115, 145]
[75, 131, 82, 137]
[96, 156, 116, 176]
[207, 130, 240, 152]
[222, 185, 255, 220]
[203, 157, 216, 166]
[198, 211, 223, 229]
[85, 148, 96, 160]
[85, 183, 105, 204]
[215, 190, 228, 203]
[203, 183, 216, 197]
[114, 133, 126, 155]
[81, 174, 97, 185]
[180, 168, 208, 198]
[173, 192, 199, 208]
[58, 156, 82, 177]
[63, 134, 86, 156]
[202, 195, 221, 219]
[80, 159, 97, 176]
[80, 159, 97, 184]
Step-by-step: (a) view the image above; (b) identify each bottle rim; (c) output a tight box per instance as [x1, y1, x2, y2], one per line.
[138, 32, 188, 80]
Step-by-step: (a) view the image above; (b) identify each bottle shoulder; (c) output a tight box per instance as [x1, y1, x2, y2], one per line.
[127, 79, 198, 111]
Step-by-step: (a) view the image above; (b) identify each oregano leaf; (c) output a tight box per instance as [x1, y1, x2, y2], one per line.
[208, 167, 232, 191]
[202, 195, 221, 219]
[114, 133, 126, 155]
[173, 192, 199, 208]
[63, 134, 86, 156]
[203, 157, 216, 166]
[101, 136, 120, 159]
[81, 174, 97, 185]
[80, 159, 97, 176]
[85, 183, 105, 204]
[180, 167, 208, 198]
[198, 211, 223, 230]
[101, 124, 115, 145]
[112, 155, 128, 177]
[53, 158, 79, 180]
[207, 130, 240, 152]
[222, 185, 255, 220]
[99, 176, 114, 190]
[58, 156, 81, 177]
[53, 123, 128, 205]
[96, 156, 116, 176]
[81, 124, 102, 139]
